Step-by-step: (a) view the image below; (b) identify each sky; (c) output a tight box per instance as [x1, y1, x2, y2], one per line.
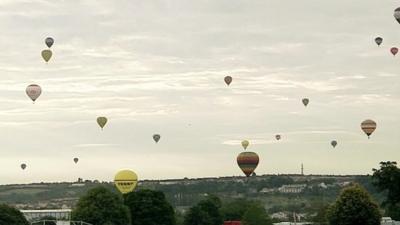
[0, 0, 399, 184]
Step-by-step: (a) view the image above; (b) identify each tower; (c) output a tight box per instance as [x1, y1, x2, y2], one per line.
[301, 163, 304, 176]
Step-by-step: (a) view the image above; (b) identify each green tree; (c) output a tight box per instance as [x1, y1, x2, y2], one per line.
[124, 189, 175, 225]
[221, 199, 254, 221]
[72, 186, 130, 225]
[327, 184, 381, 225]
[0, 204, 29, 225]
[312, 205, 329, 225]
[372, 161, 400, 220]
[184, 196, 223, 225]
[242, 203, 273, 225]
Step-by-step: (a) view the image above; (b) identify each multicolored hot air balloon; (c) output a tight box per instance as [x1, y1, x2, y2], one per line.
[45, 37, 54, 48]
[391, 47, 398, 56]
[153, 134, 161, 143]
[302, 98, 309, 107]
[275, 135, 281, 141]
[375, 37, 383, 46]
[21, 163, 27, 170]
[331, 140, 337, 148]
[394, 7, 400, 24]
[361, 119, 377, 139]
[41, 49, 52, 62]
[73, 158, 79, 164]
[224, 76, 232, 86]
[114, 169, 138, 194]
[237, 152, 259, 177]
[26, 84, 42, 103]
[241, 140, 249, 150]
[97, 117, 108, 130]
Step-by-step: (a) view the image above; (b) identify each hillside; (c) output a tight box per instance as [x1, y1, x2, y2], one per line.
[0, 174, 383, 216]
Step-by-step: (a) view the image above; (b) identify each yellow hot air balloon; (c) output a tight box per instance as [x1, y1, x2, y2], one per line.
[114, 170, 138, 194]
[97, 117, 108, 130]
[41, 49, 52, 63]
[241, 140, 249, 150]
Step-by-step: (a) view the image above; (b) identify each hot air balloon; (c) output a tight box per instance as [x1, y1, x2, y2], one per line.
[391, 47, 398, 56]
[97, 117, 107, 130]
[45, 37, 54, 48]
[237, 152, 259, 177]
[224, 76, 232, 86]
[375, 37, 383, 46]
[331, 140, 337, 148]
[41, 49, 52, 62]
[114, 169, 138, 194]
[26, 84, 42, 103]
[361, 119, 377, 139]
[394, 7, 400, 24]
[153, 134, 161, 143]
[241, 140, 249, 150]
[302, 98, 309, 107]
[275, 135, 281, 141]
[21, 163, 27, 170]
[73, 158, 79, 164]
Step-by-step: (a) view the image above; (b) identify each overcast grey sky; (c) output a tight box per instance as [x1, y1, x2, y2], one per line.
[0, 0, 399, 184]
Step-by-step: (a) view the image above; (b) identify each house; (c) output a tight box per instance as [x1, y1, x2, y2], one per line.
[278, 184, 307, 193]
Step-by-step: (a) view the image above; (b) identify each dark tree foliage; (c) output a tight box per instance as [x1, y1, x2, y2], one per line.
[327, 184, 381, 225]
[242, 203, 273, 225]
[72, 186, 130, 225]
[372, 161, 400, 220]
[221, 199, 255, 221]
[184, 196, 223, 225]
[124, 189, 176, 225]
[0, 204, 29, 225]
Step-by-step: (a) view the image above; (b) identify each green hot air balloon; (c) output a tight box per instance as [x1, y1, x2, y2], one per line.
[302, 98, 309, 107]
[21, 163, 27, 170]
[375, 37, 383, 46]
[331, 140, 337, 148]
[237, 152, 259, 177]
[97, 117, 108, 130]
[241, 140, 249, 150]
[41, 49, 52, 63]
[153, 134, 161, 143]
[73, 158, 79, 164]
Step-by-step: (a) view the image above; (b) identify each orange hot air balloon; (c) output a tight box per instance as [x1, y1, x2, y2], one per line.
[237, 152, 259, 177]
[361, 119, 377, 139]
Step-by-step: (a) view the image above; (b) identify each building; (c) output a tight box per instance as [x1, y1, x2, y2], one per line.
[278, 184, 307, 193]
[21, 209, 72, 221]
[381, 217, 400, 225]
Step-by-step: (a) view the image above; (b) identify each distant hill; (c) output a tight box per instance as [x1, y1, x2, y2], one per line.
[0, 174, 383, 216]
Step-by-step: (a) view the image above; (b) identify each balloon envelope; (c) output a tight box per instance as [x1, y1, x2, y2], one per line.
[26, 84, 42, 102]
[302, 98, 309, 107]
[331, 140, 337, 148]
[241, 140, 249, 150]
[45, 37, 54, 48]
[391, 47, 398, 56]
[114, 170, 138, 194]
[21, 164, 27, 170]
[224, 76, 232, 86]
[73, 158, 79, 164]
[375, 37, 383, 46]
[237, 152, 259, 177]
[275, 135, 281, 140]
[97, 117, 108, 129]
[394, 7, 400, 24]
[41, 49, 52, 62]
[361, 119, 377, 138]
[153, 134, 161, 143]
